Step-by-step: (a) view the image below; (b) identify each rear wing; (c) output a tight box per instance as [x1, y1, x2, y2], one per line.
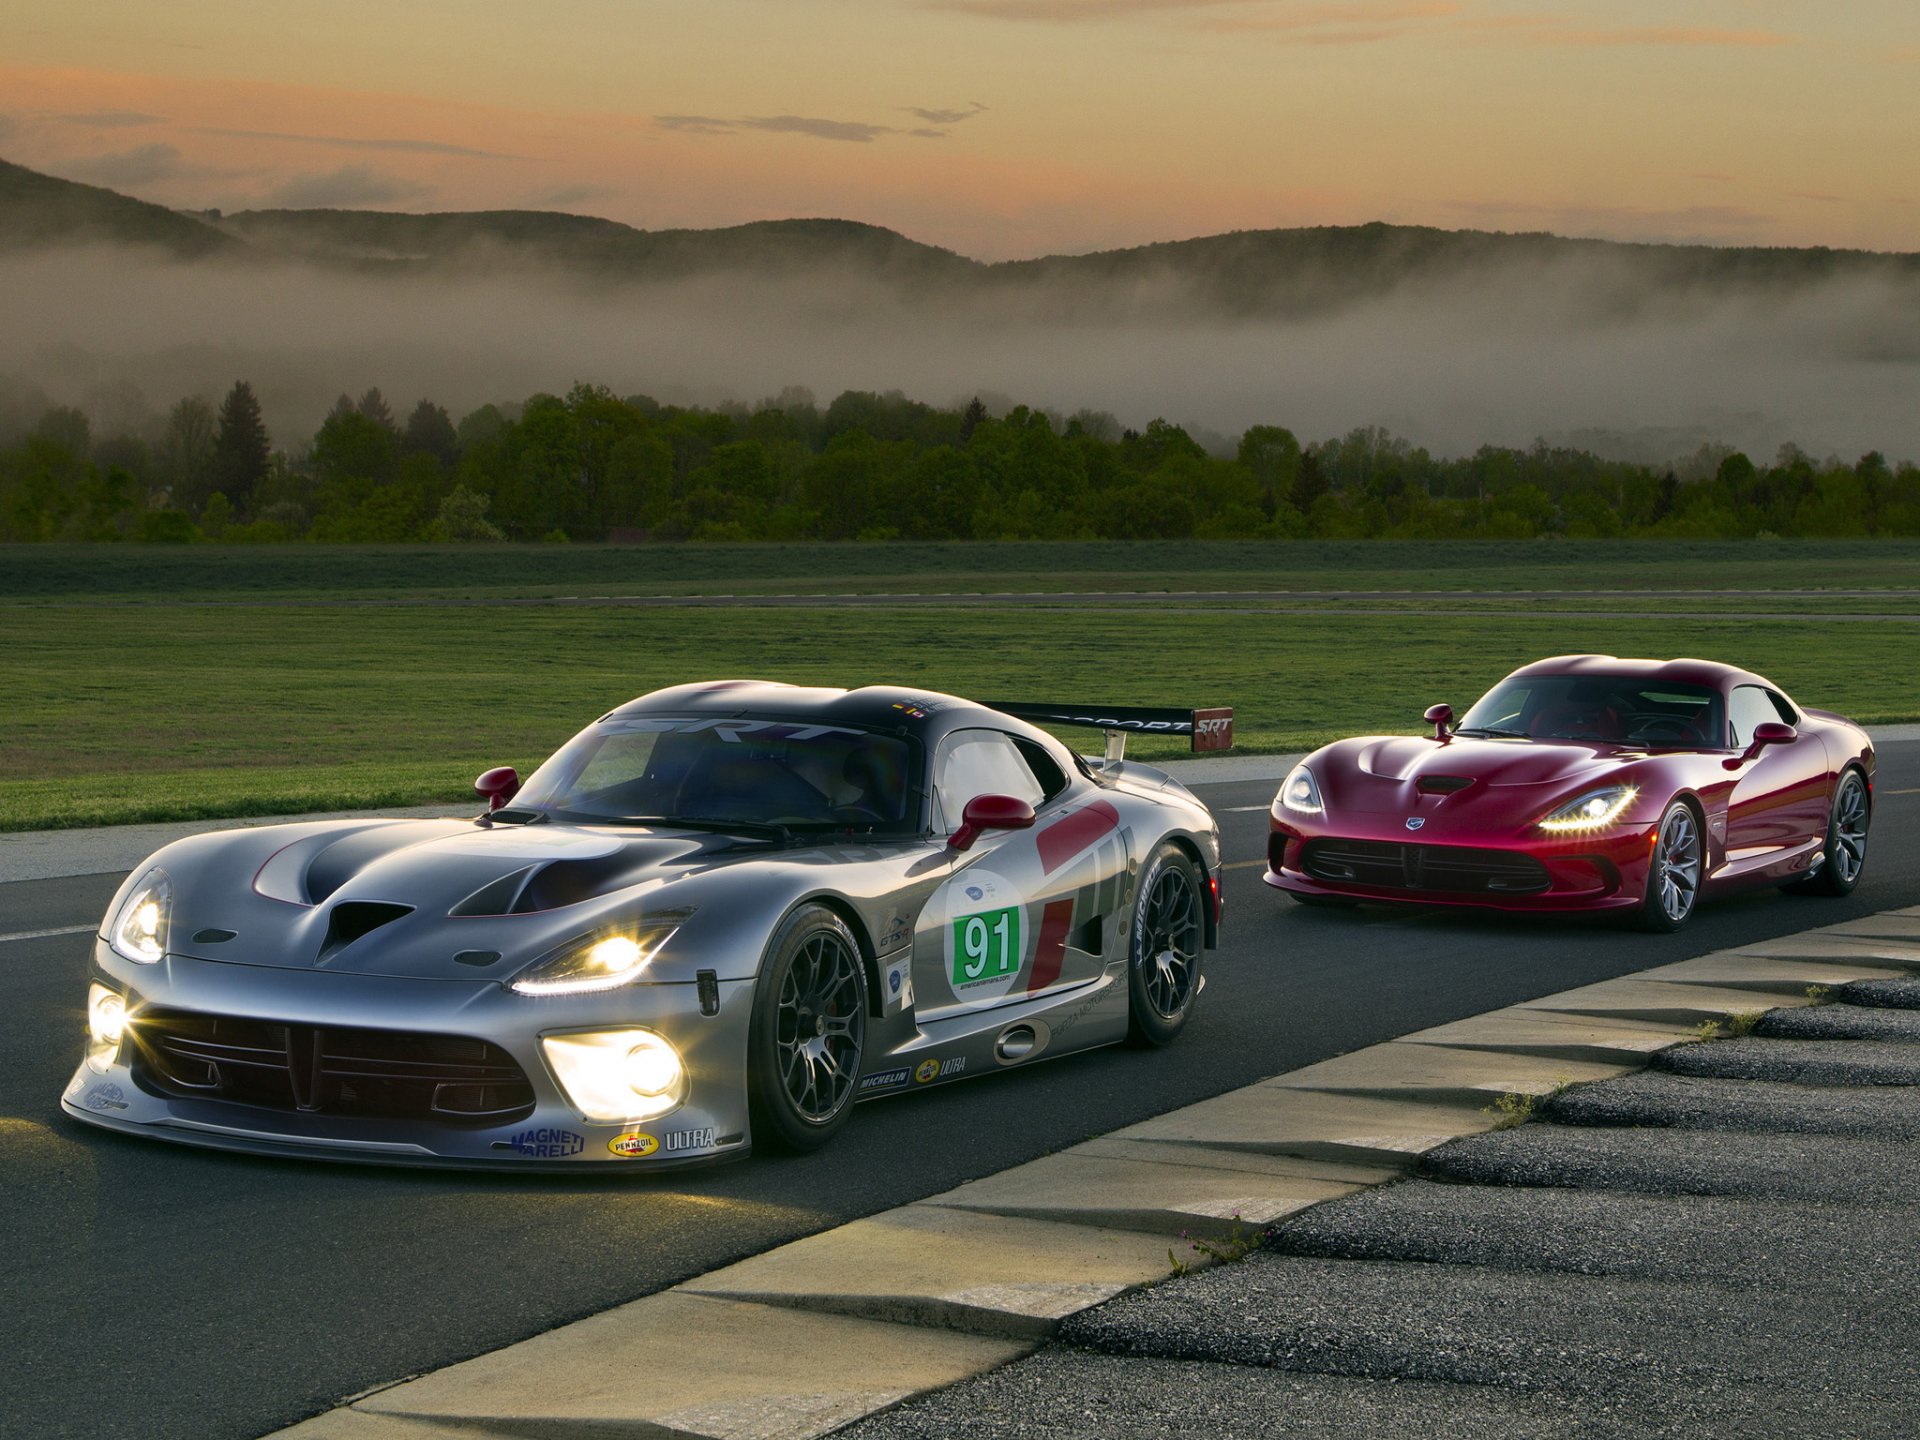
[986, 701, 1234, 763]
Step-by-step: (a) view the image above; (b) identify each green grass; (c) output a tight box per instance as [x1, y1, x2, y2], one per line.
[4, 541, 1917, 830]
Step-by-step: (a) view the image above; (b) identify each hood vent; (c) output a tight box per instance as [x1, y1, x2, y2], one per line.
[319, 901, 414, 963]
[1417, 775, 1475, 795]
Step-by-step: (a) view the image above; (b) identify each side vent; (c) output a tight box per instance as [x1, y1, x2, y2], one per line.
[319, 902, 413, 963]
[1416, 775, 1475, 795]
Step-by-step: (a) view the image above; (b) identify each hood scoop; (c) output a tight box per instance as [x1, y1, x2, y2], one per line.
[449, 856, 658, 917]
[318, 901, 414, 963]
[1417, 775, 1475, 795]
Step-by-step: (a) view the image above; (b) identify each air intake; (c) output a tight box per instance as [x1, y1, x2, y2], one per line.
[319, 901, 413, 963]
[1417, 775, 1475, 795]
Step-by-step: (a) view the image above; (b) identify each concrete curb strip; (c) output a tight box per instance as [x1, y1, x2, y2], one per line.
[266, 904, 1920, 1440]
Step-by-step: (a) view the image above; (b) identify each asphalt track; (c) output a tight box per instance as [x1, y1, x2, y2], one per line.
[4, 754, 1919, 1440]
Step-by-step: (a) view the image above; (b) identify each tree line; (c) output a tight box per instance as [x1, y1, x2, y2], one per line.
[2, 381, 1916, 544]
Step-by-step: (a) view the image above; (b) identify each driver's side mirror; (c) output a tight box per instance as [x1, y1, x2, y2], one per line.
[1424, 703, 1454, 741]
[948, 793, 1036, 853]
[1749, 721, 1796, 753]
[474, 766, 521, 811]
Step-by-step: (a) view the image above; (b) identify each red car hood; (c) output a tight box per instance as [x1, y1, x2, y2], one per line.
[1318, 735, 1641, 816]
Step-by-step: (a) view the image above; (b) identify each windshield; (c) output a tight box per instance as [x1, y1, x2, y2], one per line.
[1458, 674, 1726, 748]
[513, 716, 920, 832]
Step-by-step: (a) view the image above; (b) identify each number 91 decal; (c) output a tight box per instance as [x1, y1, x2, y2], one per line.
[943, 869, 1028, 1003]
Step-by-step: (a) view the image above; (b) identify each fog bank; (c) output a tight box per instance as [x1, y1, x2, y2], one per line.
[3, 246, 1917, 464]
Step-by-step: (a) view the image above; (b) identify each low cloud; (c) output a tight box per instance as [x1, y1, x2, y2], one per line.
[263, 165, 432, 208]
[656, 112, 956, 144]
[197, 128, 526, 160]
[1459, 15, 1793, 49]
[62, 143, 187, 187]
[902, 102, 989, 125]
[55, 110, 166, 128]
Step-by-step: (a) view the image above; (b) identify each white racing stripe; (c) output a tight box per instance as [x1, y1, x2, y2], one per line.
[0, 924, 96, 945]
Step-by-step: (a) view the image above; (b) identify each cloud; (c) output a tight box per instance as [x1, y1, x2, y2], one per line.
[262, 165, 432, 208]
[930, 0, 1249, 18]
[656, 113, 933, 144]
[197, 127, 526, 160]
[62, 143, 188, 187]
[1206, 2, 1460, 38]
[902, 102, 989, 125]
[1459, 15, 1793, 49]
[537, 182, 617, 207]
[54, 109, 166, 128]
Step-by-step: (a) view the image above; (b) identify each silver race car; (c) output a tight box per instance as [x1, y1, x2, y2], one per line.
[63, 682, 1231, 1169]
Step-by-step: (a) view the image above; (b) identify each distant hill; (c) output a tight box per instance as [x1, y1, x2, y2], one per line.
[3, 155, 1917, 317]
[0, 159, 239, 258]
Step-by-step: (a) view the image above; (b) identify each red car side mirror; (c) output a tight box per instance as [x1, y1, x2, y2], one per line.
[1424, 703, 1454, 741]
[948, 793, 1036, 853]
[474, 766, 521, 811]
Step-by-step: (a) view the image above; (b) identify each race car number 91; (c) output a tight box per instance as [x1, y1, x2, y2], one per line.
[952, 907, 1021, 986]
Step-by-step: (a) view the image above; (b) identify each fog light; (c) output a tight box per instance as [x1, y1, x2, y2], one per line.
[86, 983, 127, 1074]
[542, 1029, 686, 1122]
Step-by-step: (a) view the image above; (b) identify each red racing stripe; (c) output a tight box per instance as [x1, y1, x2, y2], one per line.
[1037, 799, 1121, 874]
[1028, 898, 1076, 992]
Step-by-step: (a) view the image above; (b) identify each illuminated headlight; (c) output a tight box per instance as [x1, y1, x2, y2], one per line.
[541, 1030, 687, 1122]
[1539, 785, 1639, 833]
[510, 925, 680, 997]
[86, 982, 127, 1073]
[1279, 764, 1325, 816]
[107, 869, 171, 964]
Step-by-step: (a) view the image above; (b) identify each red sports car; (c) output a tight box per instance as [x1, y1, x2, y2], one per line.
[1265, 656, 1874, 931]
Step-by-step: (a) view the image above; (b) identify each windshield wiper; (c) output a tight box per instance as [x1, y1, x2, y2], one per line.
[1454, 726, 1529, 739]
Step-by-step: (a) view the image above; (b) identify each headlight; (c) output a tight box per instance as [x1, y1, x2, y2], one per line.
[1539, 785, 1639, 833]
[1278, 764, 1325, 816]
[107, 869, 171, 964]
[510, 924, 680, 997]
[541, 1029, 687, 1122]
[87, 983, 127, 1073]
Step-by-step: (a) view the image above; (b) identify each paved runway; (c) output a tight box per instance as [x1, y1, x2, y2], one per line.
[3, 752, 1916, 1440]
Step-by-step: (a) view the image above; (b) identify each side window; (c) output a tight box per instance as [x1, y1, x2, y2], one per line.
[1766, 690, 1799, 725]
[1729, 686, 1779, 748]
[933, 729, 1046, 833]
[1012, 737, 1070, 803]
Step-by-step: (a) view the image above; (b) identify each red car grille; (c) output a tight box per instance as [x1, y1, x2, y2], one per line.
[1301, 838, 1551, 896]
[129, 1008, 535, 1126]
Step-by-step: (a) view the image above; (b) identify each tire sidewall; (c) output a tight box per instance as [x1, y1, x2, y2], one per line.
[1127, 843, 1203, 1046]
[746, 904, 868, 1153]
[1820, 769, 1869, 896]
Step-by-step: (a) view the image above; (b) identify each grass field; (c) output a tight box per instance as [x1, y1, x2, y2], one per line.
[5, 541, 1917, 830]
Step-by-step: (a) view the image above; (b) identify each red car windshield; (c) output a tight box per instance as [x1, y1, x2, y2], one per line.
[1458, 675, 1726, 748]
[512, 717, 918, 831]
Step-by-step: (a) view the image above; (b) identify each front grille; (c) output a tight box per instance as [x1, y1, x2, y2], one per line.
[129, 1008, 535, 1126]
[1302, 838, 1550, 896]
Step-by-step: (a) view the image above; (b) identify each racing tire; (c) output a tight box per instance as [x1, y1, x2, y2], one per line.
[1638, 800, 1704, 933]
[1126, 842, 1205, 1046]
[746, 904, 869, 1154]
[1783, 769, 1871, 898]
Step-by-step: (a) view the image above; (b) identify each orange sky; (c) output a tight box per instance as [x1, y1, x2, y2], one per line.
[5, 0, 1917, 258]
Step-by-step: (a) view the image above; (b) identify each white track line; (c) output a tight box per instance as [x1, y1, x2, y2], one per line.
[0, 924, 95, 945]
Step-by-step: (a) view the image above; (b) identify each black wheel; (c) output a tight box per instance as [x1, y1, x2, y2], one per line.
[1127, 843, 1205, 1046]
[1638, 800, 1703, 933]
[1785, 769, 1870, 897]
[746, 904, 868, 1153]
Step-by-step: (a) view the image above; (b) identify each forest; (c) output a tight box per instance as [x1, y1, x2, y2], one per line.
[2, 380, 1915, 545]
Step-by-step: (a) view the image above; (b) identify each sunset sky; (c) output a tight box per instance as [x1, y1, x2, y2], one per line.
[5, 0, 1917, 260]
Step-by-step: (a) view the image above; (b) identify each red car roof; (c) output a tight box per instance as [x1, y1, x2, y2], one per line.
[1506, 654, 1776, 692]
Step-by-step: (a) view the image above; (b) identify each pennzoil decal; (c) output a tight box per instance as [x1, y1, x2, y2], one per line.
[914, 1056, 966, 1084]
[608, 1132, 659, 1158]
